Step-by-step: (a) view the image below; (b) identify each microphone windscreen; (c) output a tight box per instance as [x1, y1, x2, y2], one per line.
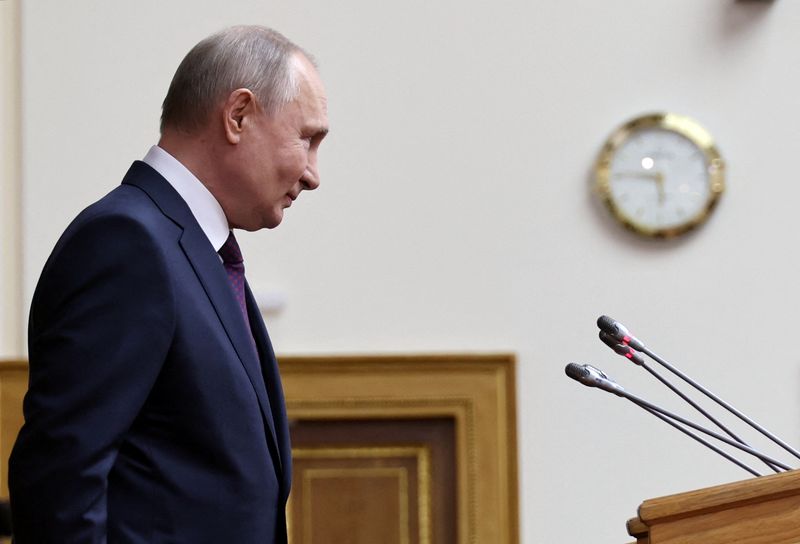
[598, 330, 618, 348]
[597, 315, 617, 334]
[565, 363, 589, 380]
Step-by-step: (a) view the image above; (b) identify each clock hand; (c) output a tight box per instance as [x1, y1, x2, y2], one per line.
[614, 171, 668, 205]
[613, 171, 662, 182]
[655, 172, 666, 204]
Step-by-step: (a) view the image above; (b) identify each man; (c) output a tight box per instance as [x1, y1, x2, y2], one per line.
[9, 25, 328, 543]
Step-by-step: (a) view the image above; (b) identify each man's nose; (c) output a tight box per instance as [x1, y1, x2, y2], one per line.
[301, 162, 320, 190]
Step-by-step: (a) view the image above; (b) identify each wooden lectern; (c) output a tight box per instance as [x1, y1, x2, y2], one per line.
[626, 469, 800, 543]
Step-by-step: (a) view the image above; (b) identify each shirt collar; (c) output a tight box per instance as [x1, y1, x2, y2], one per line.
[142, 145, 230, 251]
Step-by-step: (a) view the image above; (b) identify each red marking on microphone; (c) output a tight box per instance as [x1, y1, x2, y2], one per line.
[622, 335, 631, 345]
[625, 352, 633, 359]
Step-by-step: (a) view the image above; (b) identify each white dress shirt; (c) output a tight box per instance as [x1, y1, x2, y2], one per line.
[142, 145, 230, 251]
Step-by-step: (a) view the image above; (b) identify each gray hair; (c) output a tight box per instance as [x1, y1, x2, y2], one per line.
[160, 25, 313, 133]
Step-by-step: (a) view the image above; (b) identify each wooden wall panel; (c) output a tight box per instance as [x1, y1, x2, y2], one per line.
[0, 361, 25, 498]
[0, 355, 518, 544]
[290, 418, 455, 544]
[292, 447, 426, 544]
[279, 354, 519, 544]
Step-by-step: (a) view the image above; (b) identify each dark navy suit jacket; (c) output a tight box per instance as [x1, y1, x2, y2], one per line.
[9, 162, 292, 543]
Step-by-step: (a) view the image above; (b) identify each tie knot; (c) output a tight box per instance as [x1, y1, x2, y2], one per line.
[218, 232, 243, 265]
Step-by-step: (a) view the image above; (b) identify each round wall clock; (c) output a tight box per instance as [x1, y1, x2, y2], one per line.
[595, 113, 725, 238]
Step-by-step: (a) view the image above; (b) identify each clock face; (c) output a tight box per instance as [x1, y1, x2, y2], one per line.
[596, 114, 724, 238]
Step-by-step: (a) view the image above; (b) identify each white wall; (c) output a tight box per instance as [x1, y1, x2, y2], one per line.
[0, 0, 21, 358]
[19, 1, 800, 542]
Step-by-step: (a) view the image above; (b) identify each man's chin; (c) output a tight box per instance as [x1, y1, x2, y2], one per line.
[233, 213, 282, 231]
[263, 210, 284, 230]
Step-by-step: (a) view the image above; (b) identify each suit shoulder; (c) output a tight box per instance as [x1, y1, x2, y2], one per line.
[32, 186, 180, 333]
[43, 184, 181, 287]
[69, 184, 179, 237]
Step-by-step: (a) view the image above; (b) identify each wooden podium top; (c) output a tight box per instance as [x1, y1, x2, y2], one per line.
[627, 469, 800, 543]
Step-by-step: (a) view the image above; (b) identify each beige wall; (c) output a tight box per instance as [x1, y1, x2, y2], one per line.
[0, 0, 21, 358]
[17, 1, 800, 542]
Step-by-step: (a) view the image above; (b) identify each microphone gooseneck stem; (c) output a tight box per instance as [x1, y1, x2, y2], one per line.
[623, 390, 792, 471]
[639, 362, 783, 474]
[641, 361, 745, 443]
[642, 345, 800, 462]
[639, 404, 761, 477]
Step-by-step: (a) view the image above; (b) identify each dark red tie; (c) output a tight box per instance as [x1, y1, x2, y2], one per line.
[218, 232, 251, 330]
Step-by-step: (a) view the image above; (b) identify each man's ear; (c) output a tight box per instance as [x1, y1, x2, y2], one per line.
[222, 88, 257, 144]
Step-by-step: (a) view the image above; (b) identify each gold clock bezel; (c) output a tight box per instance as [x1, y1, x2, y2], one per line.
[595, 112, 725, 238]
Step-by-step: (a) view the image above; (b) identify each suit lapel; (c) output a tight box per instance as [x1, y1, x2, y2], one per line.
[179, 226, 282, 473]
[121, 162, 283, 476]
[245, 283, 290, 487]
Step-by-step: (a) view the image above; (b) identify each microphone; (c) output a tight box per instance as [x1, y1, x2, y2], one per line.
[565, 363, 792, 474]
[598, 329, 783, 474]
[597, 315, 645, 351]
[565, 362, 624, 396]
[596, 315, 800, 461]
[599, 331, 644, 365]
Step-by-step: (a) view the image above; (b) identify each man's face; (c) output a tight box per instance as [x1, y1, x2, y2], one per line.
[232, 54, 329, 230]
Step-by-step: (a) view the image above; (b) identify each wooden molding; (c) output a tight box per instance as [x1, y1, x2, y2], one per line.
[628, 469, 800, 543]
[0, 360, 26, 497]
[278, 353, 519, 544]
